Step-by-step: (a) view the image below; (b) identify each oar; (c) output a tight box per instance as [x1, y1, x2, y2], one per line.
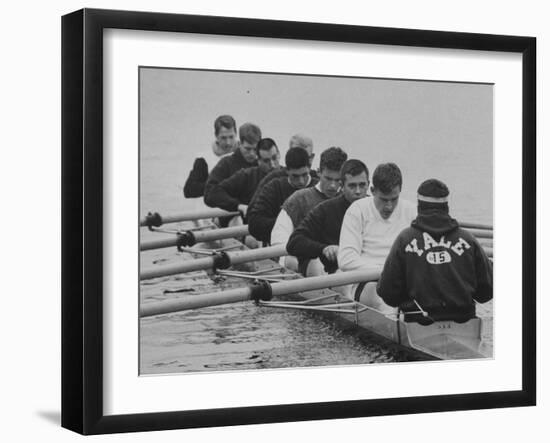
[140, 269, 380, 317]
[463, 228, 493, 239]
[140, 225, 249, 251]
[459, 221, 493, 230]
[140, 208, 240, 227]
[140, 244, 287, 280]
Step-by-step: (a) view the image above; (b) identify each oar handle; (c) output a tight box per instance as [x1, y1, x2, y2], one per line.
[140, 225, 249, 251]
[140, 208, 241, 227]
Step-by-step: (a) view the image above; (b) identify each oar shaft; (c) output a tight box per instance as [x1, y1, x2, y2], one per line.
[140, 286, 253, 317]
[141, 236, 177, 251]
[141, 256, 216, 280]
[228, 244, 287, 266]
[140, 269, 379, 317]
[140, 225, 249, 251]
[459, 221, 493, 230]
[270, 270, 379, 297]
[140, 208, 240, 227]
[140, 244, 287, 280]
[465, 228, 493, 239]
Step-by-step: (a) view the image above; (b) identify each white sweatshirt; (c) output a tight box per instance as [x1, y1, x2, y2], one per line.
[338, 196, 416, 272]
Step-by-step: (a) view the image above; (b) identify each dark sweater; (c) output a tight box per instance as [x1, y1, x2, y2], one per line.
[183, 157, 209, 198]
[248, 175, 319, 243]
[377, 209, 493, 323]
[287, 195, 351, 274]
[203, 149, 257, 203]
[249, 168, 319, 208]
[204, 166, 269, 212]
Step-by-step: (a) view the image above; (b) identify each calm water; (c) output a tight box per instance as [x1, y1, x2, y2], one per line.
[139, 68, 493, 374]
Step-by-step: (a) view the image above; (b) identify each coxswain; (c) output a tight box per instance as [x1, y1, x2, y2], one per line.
[377, 178, 493, 324]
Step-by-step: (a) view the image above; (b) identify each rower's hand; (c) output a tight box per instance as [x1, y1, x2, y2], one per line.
[238, 204, 248, 218]
[322, 245, 339, 262]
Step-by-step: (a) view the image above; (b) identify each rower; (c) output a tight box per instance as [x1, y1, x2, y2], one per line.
[204, 138, 281, 219]
[286, 159, 369, 276]
[271, 147, 348, 271]
[183, 114, 239, 199]
[249, 133, 316, 207]
[376, 179, 493, 324]
[338, 162, 416, 313]
[203, 122, 262, 227]
[247, 147, 318, 244]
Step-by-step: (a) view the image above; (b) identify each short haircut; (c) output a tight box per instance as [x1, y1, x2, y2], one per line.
[319, 146, 348, 173]
[372, 163, 403, 193]
[289, 134, 313, 150]
[256, 138, 278, 156]
[285, 146, 310, 170]
[214, 115, 236, 135]
[239, 123, 262, 145]
[340, 159, 369, 183]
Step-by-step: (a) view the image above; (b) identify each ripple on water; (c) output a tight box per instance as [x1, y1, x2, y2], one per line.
[140, 294, 415, 375]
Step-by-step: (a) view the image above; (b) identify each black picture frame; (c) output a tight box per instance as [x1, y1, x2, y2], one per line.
[61, 8, 536, 435]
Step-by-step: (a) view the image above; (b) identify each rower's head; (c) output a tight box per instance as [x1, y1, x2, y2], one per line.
[214, 115, 237, 151]
[417, 179, 450, 214]
[256, 138, 281, 174]
[340, 159, 369, 203]
[371, 163, 403, 219]
[285, 147, 311, 190]
[318, 147, 347, 198]
[238, 123, 262, 164]
[289, 134, 314, 167]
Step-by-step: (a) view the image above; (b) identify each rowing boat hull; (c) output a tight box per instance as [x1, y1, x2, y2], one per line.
[147, 227, 493, 361]
[218, 241, 493, 360]
[276, 285, 492, 360]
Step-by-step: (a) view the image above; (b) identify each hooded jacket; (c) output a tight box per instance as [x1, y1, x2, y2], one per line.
[376, 208, 493, 323]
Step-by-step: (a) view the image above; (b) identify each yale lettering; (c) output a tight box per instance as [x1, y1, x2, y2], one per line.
[405, 238, 423, 256]
[404, 233, 471, 257]
[423, 232, 451, 249]
[426, 250, 452, 264]
[451, 238, 471, 256]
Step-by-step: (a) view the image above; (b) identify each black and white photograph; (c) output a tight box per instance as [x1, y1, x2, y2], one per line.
[54, 4, 539, 438]
[2, 0, 548, 439]
[139, 67, 494, 375]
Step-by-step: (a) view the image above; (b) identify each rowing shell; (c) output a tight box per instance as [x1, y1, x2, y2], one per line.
[257, 272, 492, 361]
[276, 286, 492, 360]
[141, 225, 493, 361]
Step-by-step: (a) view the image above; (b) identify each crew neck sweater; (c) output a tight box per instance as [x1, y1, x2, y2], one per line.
[204, 166, 269, 212]
[338, 197, 416, 272]
[203, 149, 257, 202]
